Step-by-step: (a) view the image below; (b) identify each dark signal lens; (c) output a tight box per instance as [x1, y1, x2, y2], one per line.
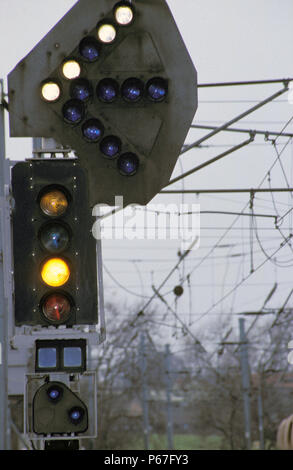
[117, 153, 139, 176]
[47, 385, 63, 403]
[39, 223, 70, 254]
[68, 406, 85, 425]
[121, 78, 144, 102]
[62, 100, 84, 124]
[70, 79, 92, 102]
[42, 293, 72, 324]
[147, 77, 168, 102]
[100, 136, 121, 158]
[82, 119, 104, 142]
[97, 79, 119, 103]
[79, 37, 100, 62]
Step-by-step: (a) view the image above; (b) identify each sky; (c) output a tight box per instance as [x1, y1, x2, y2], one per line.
[1, 0, 293, 351]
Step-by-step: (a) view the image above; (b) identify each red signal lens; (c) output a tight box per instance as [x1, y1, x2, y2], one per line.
[42, 294, 72, 324]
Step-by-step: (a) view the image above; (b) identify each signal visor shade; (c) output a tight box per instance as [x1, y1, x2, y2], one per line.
[62, 60, 81, 80]
[97, 24, 117, 43]
[41, 81, 61, 102]
[114, 4, 134, 25]
[40, 189, 68, 217]
[41, 258, 70, 287]
[42, 293, 72, 324]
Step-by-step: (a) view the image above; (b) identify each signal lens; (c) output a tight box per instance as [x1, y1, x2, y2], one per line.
[41, 258, 70, 287]
[62, 60, 81, 80]
[47, 385, 63, 403]
[118, 153, 139, 176]
[79, 37, 100, 62]
[41, 81, 60, 102]
[82, 119, 104, 142]
[97, 24, 117, 44]
[114, 3, 134, 25]
[70, 79, 92, 102]
[97, 78, 119, 103]
[147, 77, 168, 102]
[121, 78, 144, 102]
[68, 406, 85, 425]
[42, 293, 72, 324]
[39, 223, 70, 254]
[40, 189, 68, 217]
[62, 99, 84, 124]
[100, 136, 121, 158]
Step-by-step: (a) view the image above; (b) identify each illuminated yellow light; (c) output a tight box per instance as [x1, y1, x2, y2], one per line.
[115, 6, 134, 25]
[41, 82, 60, 102]
[41, 258, 70, 287]
[40, 189, 68, 217]
[62, 60, 81, 80]
[97, 24, 117, 43]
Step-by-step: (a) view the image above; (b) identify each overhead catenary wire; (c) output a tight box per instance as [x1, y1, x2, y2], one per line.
[179, 83, 289, 156]
[193, 234, 293, 323]
[130, 114, 293, 322]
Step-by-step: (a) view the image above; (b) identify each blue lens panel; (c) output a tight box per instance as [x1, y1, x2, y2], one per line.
[82, 119, 104, 142]
[100, 136, 121, 158]
[147, 78, 168, 102]
[70, 79, 92, 102]
[118, 153, 139, 176]
[63, 347, 82, 368]
[121, 78, 144, 102]
[63, 100, 84, 124]
[97, 79, 119, 103]
[79, 37, 100, 62]
[38, 348, 57, 368]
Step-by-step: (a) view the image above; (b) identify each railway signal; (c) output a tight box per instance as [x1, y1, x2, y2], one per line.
[8, 0, 198, 206]
[33, 381, 88, 435]
[11, 160, 98, 327]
